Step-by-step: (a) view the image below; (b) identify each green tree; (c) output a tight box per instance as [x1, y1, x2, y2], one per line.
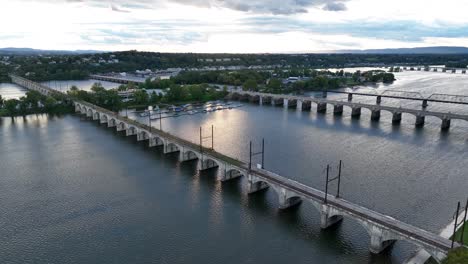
[243, 78, 258, 91]
[0, 95, 4, 108]
[4, 99, 19, 115]
[133, 89, 149, 105]
[267, 78, 282, 92]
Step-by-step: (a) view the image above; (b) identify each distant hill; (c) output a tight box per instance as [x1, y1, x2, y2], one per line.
[334, 46, 468, 54]
[0, 47, 106, 55]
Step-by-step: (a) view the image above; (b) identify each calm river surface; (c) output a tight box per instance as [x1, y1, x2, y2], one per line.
[1, 71, 468, 263]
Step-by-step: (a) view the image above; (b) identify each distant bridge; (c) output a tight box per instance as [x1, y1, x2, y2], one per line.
[89, 74, 145, 84]
[10, 74, 461, 263]
[397, 66, 467, 74]
[230, 91, 468, 130]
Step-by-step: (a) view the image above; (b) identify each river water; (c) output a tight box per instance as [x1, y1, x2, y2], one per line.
[1, 71, 468, 263]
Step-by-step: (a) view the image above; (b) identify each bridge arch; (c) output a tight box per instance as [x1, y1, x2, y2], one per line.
[149, 136, 165, 147]
[100, 114, 108, 123]
[137, 130, 150, 141]
[200, 158, 219, 170]
[165, 142, 181, 154]
[182, 150, 200, 161]
[116, 121, 127, 131]
[127, 126, 138, 136]
[225, 168, 244, 179]
[93, 111, 100, 120]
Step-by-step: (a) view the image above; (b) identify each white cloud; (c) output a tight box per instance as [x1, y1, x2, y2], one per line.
[1, 0, 468, 52]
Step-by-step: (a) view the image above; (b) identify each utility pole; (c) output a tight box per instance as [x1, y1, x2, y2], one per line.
[460, 198, 468, 244]
[324, 160, 343, 203]
[249, 139, 265, 171]
[336, 160, 342, 198]
[452, 201, 461, 248]
[148, 114, 152, 132]
[325, 164, 330, 204]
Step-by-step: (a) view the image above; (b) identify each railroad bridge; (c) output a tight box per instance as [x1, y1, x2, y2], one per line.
[10, 74, 462, 263]
[230, 91, 468, 130]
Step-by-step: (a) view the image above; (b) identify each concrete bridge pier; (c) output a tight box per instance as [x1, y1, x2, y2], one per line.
[333, 105, 344, 115]
[348, 93, 353, 101]
[376, 96, 382, 105]
[301, 101, 311, 111]
[441, 118, 451, 130]
[92, 113, 100, 121]
[287, 99, 297, 109]
[240, 94, 250, 102]
[231, 93, 240, 100]
[277, 189, 302, 210]
[317, 102, 327, 113]
[273, 98, 284, 106]
[221, 168, 243, 182]
[422, 100, 429, 108]
[351, 107, 362, 117]
[371, 110, 381, 121]
[247, 174, 269, 193]
[249, 95, 260, 103]
[261, 96, 272, 105]
[320, 204, 344, 229]
[392, 112, 402, 124]
[369, 228, 396, 254]
[415, 115, 425, 127]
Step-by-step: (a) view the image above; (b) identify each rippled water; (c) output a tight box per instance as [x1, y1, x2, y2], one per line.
[1, 71, 468, 263]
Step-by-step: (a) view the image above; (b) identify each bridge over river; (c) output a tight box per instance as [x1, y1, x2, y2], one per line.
[9, 74, 462, 263]
[231, 91, 468, 131]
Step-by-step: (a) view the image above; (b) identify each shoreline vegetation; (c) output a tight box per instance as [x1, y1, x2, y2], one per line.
[0, 91, 73, 117]
[1, 68, 395, 116]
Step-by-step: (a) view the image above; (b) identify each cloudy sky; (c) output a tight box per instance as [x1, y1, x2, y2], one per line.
[2, 0, 468, 53]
